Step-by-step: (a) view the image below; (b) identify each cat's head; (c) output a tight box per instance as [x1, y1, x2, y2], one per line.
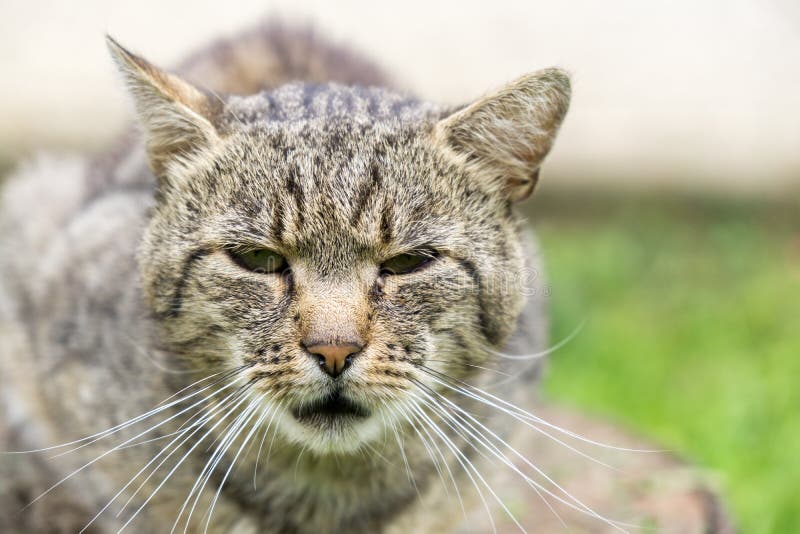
[109, 37, 570, 454]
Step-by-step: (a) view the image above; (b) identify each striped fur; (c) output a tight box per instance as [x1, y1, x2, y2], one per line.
[0, 22, 569, 533]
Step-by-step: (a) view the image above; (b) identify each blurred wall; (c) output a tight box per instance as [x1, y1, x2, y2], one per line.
[1, 0, 798, 195]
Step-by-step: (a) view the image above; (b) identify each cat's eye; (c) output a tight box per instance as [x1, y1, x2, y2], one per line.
[380, 250, 439, 276]
[228, 248, 288, 274]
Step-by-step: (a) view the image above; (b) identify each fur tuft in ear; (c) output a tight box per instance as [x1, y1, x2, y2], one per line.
[434, 68, 571, 201]
[106, 35, 223, 177]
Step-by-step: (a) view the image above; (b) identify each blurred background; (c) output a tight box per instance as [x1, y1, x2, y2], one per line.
[1, 0, 798, 531]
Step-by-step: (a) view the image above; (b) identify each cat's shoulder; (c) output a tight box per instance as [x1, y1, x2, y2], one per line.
[1, 153, 89, 250]
[0, 150, 149, 348]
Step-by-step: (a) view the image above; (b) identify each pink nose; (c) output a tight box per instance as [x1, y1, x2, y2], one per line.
[303, 342, 363, 377]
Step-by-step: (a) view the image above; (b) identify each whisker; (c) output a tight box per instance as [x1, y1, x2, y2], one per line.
[484, 319, 586, 361]
[422, 367, 618, 470]
[115, 394, 232, 452]
[116, 383, 257, 533]
[386, 396, 448, 493]
[393, 396, 466, 519]
[8, 366, 247, 457]
[203, 397, 267, 534]
[21, 375, 249, 513]
[421, 364, 663, 454]
[376, 402, 393, 451]
[262, 403, 286, 473]
[414, 393, 555, 533]
[390, 423, 419, 498]
[252, 399, 283, 490]
[114, 383, 255, 518]
[361, 438, 393, 467]
[292, 445, 309, 484]
[425, 358, 515, 378]
[208, 88, 248, 129]
[203, 396, 255, 453]
[402, 412, 446, 489]
[408, 403, 510, 533]
[175, 395, 262, 534]
[417, 384, 569, 530]
[156, 366, 248, 407]
[412, 382, 633, 531]
[119, 331, 200, 375]
[78, 383, 252, 533]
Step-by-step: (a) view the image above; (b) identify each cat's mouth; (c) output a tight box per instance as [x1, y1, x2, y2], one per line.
[292, 391, 371, 425]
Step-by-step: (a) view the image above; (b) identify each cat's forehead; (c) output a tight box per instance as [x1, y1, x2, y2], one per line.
[220, 108, 448, 202]
[193, 83, 479, 264]
[225, 82, 439, 125]
[219, 83, 447, 195]
[200, 116, 477, 268]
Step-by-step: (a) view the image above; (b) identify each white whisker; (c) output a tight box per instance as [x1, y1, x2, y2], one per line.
[9, 368, 245, 457]
[485, 319, 586, 361]
[412, 384, 633, 531]
[423, 365, 662, 454]
[78, 384, 250, 533]
[252, 400, 283, 490]
[117, 384, 256, 533]
[114, 384, 254, 518]
[176, 396, 261, 534]
[408, 403, 510, 533]
[22, 376, 248, 513]
[203, 398, 267, 534]
[395, 396, 466, 519]
[390, 422, 420, 499]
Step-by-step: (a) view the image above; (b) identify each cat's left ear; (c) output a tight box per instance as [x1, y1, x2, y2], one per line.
[434, 68, 571, 201]
[106, 36, 223, 178]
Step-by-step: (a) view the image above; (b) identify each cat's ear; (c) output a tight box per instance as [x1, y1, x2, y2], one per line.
[106, 36, 223, 177]
[434, 68, 571, 201]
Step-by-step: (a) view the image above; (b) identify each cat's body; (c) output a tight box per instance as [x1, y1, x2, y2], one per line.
[0, 24, 566, 533]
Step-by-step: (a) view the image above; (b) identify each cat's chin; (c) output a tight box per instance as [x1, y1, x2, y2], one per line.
[292, 391, 371, 423]
[277, 395, 385, 455]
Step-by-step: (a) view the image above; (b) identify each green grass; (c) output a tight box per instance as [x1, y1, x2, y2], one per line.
[526, 191, 800, 533]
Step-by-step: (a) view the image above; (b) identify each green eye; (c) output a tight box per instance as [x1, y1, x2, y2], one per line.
[380, 250, 438, 275]
[229, 248, 288, 274]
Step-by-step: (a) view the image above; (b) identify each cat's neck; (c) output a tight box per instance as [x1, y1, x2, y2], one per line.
[212, 431, 435, 532]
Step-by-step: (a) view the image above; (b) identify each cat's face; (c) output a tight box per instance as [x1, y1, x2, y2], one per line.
[109, 38, 569, 454]
[140, 115, 525, 453]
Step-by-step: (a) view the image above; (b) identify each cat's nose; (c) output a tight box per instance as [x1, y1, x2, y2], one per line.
[303, 341, 363, 377]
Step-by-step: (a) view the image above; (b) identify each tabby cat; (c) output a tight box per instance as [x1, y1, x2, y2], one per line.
[0, 23, 586, 533]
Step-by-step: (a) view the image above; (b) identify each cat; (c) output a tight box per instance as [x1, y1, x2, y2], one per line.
[0, 22, 578, 532]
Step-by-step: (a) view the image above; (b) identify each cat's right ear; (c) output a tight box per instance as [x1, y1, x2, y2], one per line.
[433, 69, 571, 202]
[106, 36, 223, 178]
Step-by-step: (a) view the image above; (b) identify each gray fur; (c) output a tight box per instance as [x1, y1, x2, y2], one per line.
[0, 23, 569, 533]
